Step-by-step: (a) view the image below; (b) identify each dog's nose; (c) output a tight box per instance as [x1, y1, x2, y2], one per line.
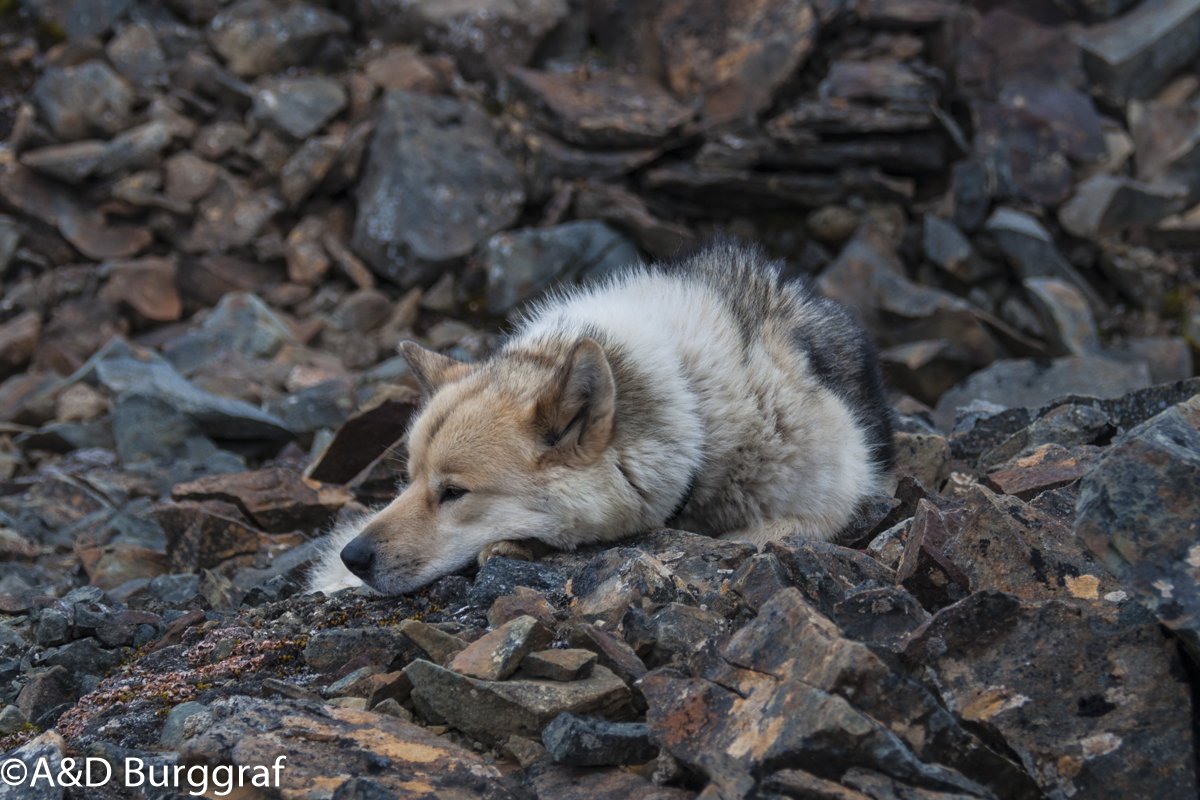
[340, 536, 375, 579]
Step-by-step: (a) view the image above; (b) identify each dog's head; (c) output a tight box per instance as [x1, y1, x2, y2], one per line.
[339, 337, 617, 594]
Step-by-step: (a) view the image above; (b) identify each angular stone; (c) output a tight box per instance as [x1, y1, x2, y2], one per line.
[30, 60, 133, 140]
[162, 292, 292, 376]
[567, 623, 648, 686]
[449, 615, 554, 681]
[171, 468, 345, 533]
[363, 45, 446, 93]
[193, 121, 251, 161]
[1058, 175, 1188, 239]
[208, 0, 351, 77]
[529, 761, 694, 799]
[986, 208, 1104, 312]
[280, 134, 343, 206]
[397, 620, 469, 665]
[892, 432, 950, 491]
[164, 152, 219, 207]
[1130, 100, 1200, 195]
[306, 384, 419, 484]
[765, 538, 897, 617]
[644, 162, 913, 211]
[509, 67, 693, 149]
[353, 92, 524, 287]
[569, 548, 689, 629]
[729, 553, 794, 612]
[1023, 278, 1100, 357]
[934, 356, 1152, 433]
[979, 403, 1115, 473]
[0, 165, 151, 261]
[181, 172, 284, 253]
[285, 216, 331, 286]
[107, 22, 166, 87]
[302, 627, 410, 674]
[655, 0, 819, 123]
[484, 221, 640, 314]
[984, 442, 1103, 500]
[519, 649, 596, 682]
[572, 182, 696, 259]
[1076, 0, 1200, 104]
[957, 8, 1086, 99]
[831, 586, 928, 652]
[1076, 395, 1200, 659]
[253, 77, 346, 140]
[361, 0, 568, 83]
[408, 659, 632, 744]
[895, 501, 970, 610]
[20, 140, 109, 183]
[155, 500, 262, 573]
[922, 215, 998, 284]
[470, 557, 568, 608]
[17, 665, 74, 725]
[542, 713, 658, 767]
[100, 257, 182, 322]
[178, 700, 523, 798]
[0, 310, 41, 382]
[820, 59, 938, 105]
[488, 589, 557, 629]
[904, 591, 1197, 799]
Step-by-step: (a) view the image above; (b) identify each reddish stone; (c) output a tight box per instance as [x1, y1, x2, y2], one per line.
[100, 256, 182, 322]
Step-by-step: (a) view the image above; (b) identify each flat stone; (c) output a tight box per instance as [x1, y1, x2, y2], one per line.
[1023, 277, 1100, 357]
[519, 649, 596, 682]
[254, 77, 346, 140]
[979, 403, 1115, 474]
[488, 589, 557, 629]
[162, 292, 293, 377]
[397, 619, 469, 665]
[820, 59, 938, 105]
[280, 134, 343, 206]
[0, 165, 151, 261]
[20, 140, 109, 183]
[655, 0, 819, 122]
[509, 67, 693, 149]
[831, 586, 928, 652]
[934, 356, 1152, 433]
[171, 467, 346, 533]
[155, 500, 262, 573]
[353, 91, 524, 287]
[181, 172, 284, 253]
[542, 713, 658, 767]
[566, 623, 647, 686]
[1075, 395, 1200, 659]
[100, 257, 182, 322]
[163, 152, 219, 204]
[193, 121, 250, 160]
[408, 659, 632, 745]
[1130, 100, 1200, 196]
[1076, 0, 1200, 104]
[449, 615, 554, 681]
[360, 0, 568, 83]
[1058, 175, 1188, 240]
[529, 761, 694, 799]
[986, 208, 1105, 314]
[903, 591, 1197, 799]
[765, 538, 898, 617]
[470, 557, 568, 608]
[30, 60, 133, 140]
[922, 215, 997, 284]
[984, 442, 1104, 500]
[0, 310, 41, 382]
[895, 501, 971, 610]
[892, 432, 950, 491]
[302, 627, 411, 674]
[178, 699, 523, 798]
[484, 221, 640, 314]
[208, 0, 351, 77]
[957, 8, 1086, 98]
[107, 22, 166, 87]
[306, 384, 419, 484]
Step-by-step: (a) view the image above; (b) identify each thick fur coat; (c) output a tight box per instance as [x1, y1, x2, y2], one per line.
[307, 241, 895, 595]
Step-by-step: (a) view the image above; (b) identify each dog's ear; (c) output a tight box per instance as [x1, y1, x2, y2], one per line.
[534, 338, 615, 464]
[400, 341, 475, 397]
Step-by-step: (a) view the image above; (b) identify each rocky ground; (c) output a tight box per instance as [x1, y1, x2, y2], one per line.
[0, 0, 1198, 797]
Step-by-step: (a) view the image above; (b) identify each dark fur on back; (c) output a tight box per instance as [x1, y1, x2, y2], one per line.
[660, 237, 896, 470]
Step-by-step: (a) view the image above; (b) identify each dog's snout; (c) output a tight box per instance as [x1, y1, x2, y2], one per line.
[340, 536, 375, 579]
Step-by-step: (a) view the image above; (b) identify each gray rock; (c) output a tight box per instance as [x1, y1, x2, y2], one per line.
[922, 215, 997, 284]
[302, 627, 412, 674]
[35, 607, 70, 646]
[1077, 395, 1200, 659]
[353, 92, 524, 288]
[0, 731, 66, 800]
[160, 701, 206, 747]
[209, 0, 350, 77]
[106, 22, 167, 87]
[19, 141, 109, 184]
[935, 356, 1153, 432]
[240, 574, 299, 606]
[484, 222, 640, 314]
[449, 615, 554, 681]
[1077, 0, 1200, 104]
[1023, 278, 1100, 356]
[407, 659, 632, 745]
[469, 557, 567, 608]
[0, 703, 28, 735]
[30, 60, 134, 141]
[1108, 336, 1194, 384]
[111, 393, 217, 464]
[542, 713, 658, 767]
[360, 0, 568, 83]
[1131, 100, 1200, 197]
[265, 379, 355, 436]
[22, 0, 133, 39]
[148, 574, 201, 605]
[979, 403, 1115, 473]
[0, 215, 20, 275]
[93, 121, 173, 178]
[162, 292, 293, 376]
[1058, 175, 1188, 239]
[253, 77, 346, 140]
[985, 207, 1105, 313]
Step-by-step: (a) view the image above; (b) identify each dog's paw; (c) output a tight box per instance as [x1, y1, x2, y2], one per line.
[477, 539, 538, 566]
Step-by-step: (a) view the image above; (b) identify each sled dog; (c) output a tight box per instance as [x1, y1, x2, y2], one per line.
[307, 240, 895, 595]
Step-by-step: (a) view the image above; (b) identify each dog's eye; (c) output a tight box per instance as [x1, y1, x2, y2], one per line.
[440, 485, 469, 503]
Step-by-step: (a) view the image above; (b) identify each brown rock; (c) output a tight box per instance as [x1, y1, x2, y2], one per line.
[364, 45, 446, 93]
[397, 619, 470, 665]
[171, 468, 346, 533]
[78, 544, 170, 590]
[892, 432, 950, 491]
[16, 665, 73, 724]
[285, 216, 330, 286]
[895, 500, 970, 610]
[518, 649, 596, 682]
[567, 623, 648, 686]
[182, 172, 284, 254]
[163, 151, 219, 204]
[984, 442, 1103, 500]
[509, 67, 693, 148]
[572, 182, 696, 258]
[407, 659, 633, 744]
[903, 592, 1197, 799]
[449, 615, 555, 681]
[488, 588, 557, 628]
[942, 485, 1119, 602]
[655, 0, 819, 122]
[100, 257, 182, 322]
[154, 500, 265, 573]
[33, 297, 127, 375]
[568, 549, 690, 630]
[176, 254, 284, 309]
[0, 310, 41, 380]
[178, 700, 523, 799]
[280, 134, 343, 206]
[321, 232, 376, 290]
[307, 383, 420, 484]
